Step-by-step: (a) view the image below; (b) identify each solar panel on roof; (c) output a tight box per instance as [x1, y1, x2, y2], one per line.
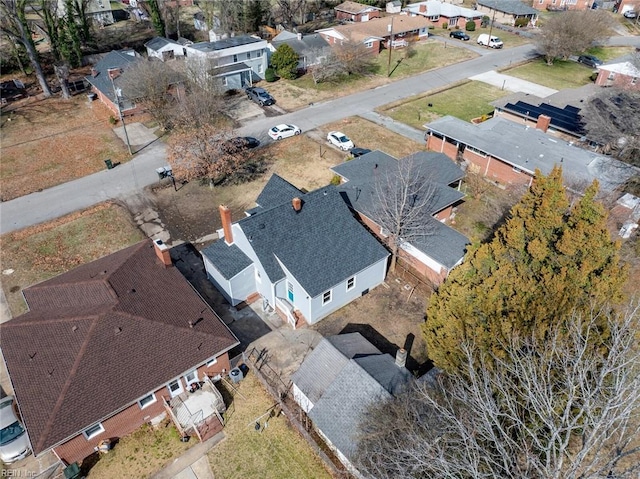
[503, 101, 584, 135]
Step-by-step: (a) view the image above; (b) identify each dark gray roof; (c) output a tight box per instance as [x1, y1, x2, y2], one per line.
[354, 354, 413, 395]
[189, 35, 262, 53]
[332, 150, 468, 268]
[144, 36, 180, 51]
[327, 332, 381, 359]
[425, 116, 636, 191]
[214, 62, 253, 76]
[271, 31, 330, 61]
[84, 50, 139, 102]
[308, 361, 392, 460]
[253, 174, 303, 213]
[201, 241, 253, 280]
[476, 0, 538, 15]
[237, 185, 389, 297]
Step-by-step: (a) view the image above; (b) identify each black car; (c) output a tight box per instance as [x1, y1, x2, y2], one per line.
[349, 147, 372, 157]
[222, 137, 260, 153]
[577, 55, 603, 68]
[245, 87, 275, 106]
[449, 30, 470, 41]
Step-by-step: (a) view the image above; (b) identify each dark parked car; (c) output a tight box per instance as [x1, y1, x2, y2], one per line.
[349, 147, 372, 157]
[222, 137, 260, 153]
[449, 30, 470, 41]
[577, 55, 603, 68]
[245, 87, 275, 106]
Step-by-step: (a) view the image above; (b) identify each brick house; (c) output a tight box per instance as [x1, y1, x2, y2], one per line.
[332, 150, 469, 284]
[475, 0, 539, 26]
[404, 1, 483, 30]
[85, 50, 142, 116]
[532, 0, 595, 11]
[0, 240, 239, 465]
[201, 176, 390, 327]
[316, 15, 431, 54]
[595, 59, 640, 90]
[424, 115, 635, 190]
[334, 1, 382, 22]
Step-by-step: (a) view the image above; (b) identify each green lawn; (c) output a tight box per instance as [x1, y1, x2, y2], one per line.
[382, 80, 511, 128]
[504, 58, 595, 89]
[583, 46, 635, 62]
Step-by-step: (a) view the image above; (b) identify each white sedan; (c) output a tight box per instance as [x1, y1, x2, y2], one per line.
[327, 131, 354, 151]
[268, 124, 302, 140]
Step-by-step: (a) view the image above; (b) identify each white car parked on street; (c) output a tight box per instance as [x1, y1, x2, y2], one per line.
[268, 124, 302, 140]
[327, 131, 354, 151]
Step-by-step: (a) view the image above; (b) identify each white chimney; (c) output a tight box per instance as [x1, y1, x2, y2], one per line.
[395, 348, 407, 368]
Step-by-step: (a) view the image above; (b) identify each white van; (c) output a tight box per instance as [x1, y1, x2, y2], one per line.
[477, 34, 503, 49]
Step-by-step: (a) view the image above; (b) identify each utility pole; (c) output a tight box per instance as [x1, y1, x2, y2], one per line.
[109, 68, 133, 156]
[387, 16, 394, 77]
[486, 8, 497, 49]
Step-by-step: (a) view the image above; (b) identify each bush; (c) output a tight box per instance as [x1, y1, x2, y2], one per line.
[442, 22, 448, 29]
[330, 174, 342, 185]
[514, 17, 528, 27]
[264, 67, 277, 82]
[109, 115, 117, 125]
[465, 21, 476, 31]
[481, 15, 491, 27]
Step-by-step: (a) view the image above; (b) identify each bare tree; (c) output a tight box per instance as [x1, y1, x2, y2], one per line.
[580, 87, 640, 167]
[334, 38, 376, 76]
[372, 157, 438, 273]
[118, 59, 184, 130]
[536, 10, 612, 65]
[273, 0, 305, 28]
[0, 0, 53, 96]
[356, 303, 640, 479]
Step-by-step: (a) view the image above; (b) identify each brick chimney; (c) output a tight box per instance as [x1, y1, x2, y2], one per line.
[107, 68, 121, 80]
[395, 348, 407, 368]
[219, 205, 233, 244]
[292, 197, 302, 212]
[536, 114, 551, 133]
[91, 67, 98, 77]
[153, 239, 172, 267]
[419, 4, 427, 12]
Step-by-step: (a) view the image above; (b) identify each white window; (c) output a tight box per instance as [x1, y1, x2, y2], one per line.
[255, 49, 263, 57]
[347, 277, 356, 291]
[138, 393, 156, 409]
[83, 423, 105, 439]
[322, 290, 332, 305]
[245, 52, 250, 60]
[222, 76, 228, 86]
[465, 145, 487, 157]
[632, 77, 637, 85]
[206, 357, 218, 367]
[233, 54, 238, 62]
[608, 72, 615, 80]
[185, 370, 199, 385]
[258, 64, 263, 74]
[167, 379, 184, 397]
[365, 40, 374, 48]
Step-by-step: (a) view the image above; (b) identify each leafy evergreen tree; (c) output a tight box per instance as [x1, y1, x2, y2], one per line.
[147, 0, 165, 37]
[63, 0, 82, 67]
[423, 167, 626, 374]
[270, 43, 299, 80]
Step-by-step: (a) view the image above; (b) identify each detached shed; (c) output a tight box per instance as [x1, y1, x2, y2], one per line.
[145, 37, 186, 61]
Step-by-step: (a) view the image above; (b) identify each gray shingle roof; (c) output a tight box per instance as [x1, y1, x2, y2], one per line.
[425, 116, 636, 190]
[476, 0, 538, 15]
[332, 150, 468, 268]
[271, 32, 330, 62]
[189, 35, 262, 53]
[292, 339, 350, 404]
[201, 241, 253, 280]
[354, 354, 413, 395]
[308, 361, 392, 460]
[144, 36, 180, 51]
[327, 332, 381, 359]
[253, 174, 303, 213]
[237, 184, 389, 297]
[84, 50, 139, 102]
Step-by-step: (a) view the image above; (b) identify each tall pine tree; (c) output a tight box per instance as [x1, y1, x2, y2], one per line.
[423, 167, 626, 373]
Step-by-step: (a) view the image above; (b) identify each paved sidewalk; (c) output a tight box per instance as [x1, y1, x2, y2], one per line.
[470, 70, 558, 97]
[150, 432, 224, 479]
[358, 111, 426, 144]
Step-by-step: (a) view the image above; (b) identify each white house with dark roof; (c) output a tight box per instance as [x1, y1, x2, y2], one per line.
[292, 332, 412, 476]
[404, 1, 483, 29]
[201, 175, 390, 327]
[331, 150, 468, 284]
[184, 35, 269, 88]
[269, 31, 331, 70]
[145, 37, 186, 61]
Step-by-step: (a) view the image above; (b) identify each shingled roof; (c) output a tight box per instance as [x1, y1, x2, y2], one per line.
[84, 50, 139, 103]
[0, 241, 238, 455]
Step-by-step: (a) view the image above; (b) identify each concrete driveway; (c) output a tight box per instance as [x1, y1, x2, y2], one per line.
[470, 70, 558, 96]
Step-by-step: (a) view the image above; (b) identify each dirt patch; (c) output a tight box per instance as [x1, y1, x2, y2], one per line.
[1, 93, 130, 201]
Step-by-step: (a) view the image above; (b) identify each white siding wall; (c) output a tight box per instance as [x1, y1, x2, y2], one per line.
[292, 384, 314, 413]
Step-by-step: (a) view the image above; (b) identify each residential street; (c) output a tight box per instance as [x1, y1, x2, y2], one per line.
[1, 36, 639, 234]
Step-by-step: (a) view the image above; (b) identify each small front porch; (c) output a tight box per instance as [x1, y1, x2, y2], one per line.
[275, 296, 308, 329]
[163, 376, 225, 442]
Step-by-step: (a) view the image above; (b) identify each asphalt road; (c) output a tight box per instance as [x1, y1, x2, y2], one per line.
[2, 36, 639, 234]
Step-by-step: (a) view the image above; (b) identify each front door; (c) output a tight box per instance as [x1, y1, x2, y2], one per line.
[167, 379, 184, 398]
[184, 370, 199, 386]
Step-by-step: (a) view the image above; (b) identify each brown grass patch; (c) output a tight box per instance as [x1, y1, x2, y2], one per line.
[0, 94, 130, 201]
[0, 202, 144, 317]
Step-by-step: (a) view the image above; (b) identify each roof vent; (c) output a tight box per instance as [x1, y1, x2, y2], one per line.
[129, 288, 136, 294]
[29, 352, 36, 361]
[72, 325, 78, 332]
[115, 327, 122, 335]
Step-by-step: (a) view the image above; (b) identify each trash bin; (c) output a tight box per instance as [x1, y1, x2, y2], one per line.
[63, 462, 81, 479]
[104, 159, 114, 170]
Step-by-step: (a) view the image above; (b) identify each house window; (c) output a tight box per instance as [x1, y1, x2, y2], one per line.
[167, 379, 184, 397]
[465, 145, 487, 157]
[632, 77, 637, 85]
[608, 72, 615, 80]
[365, 40, 374, 48]
[256, 49, 263, 57]
[233, 54, 238, 63]
[258, 64, 263, 74]
[206, 357, 218, 367]
[222, 76, 228, 86]
[185, 370, 198, 385]
[138, 393, 156, 409]
[83, 423, 105, 440]
[322, 290, 332, 305]
[347, 277, 356, 291]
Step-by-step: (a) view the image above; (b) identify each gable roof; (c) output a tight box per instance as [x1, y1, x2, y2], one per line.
[317, 15, 430, 42]
[0, 241, 239, 455]
[406, 1, 483, 19]
[332, 150, 468, 269]
[201, 241, 253, 280]
[476, 0, 538, 15]
[271, 31, 330, 61]
[144, 36, 181, 51]
[253, 174, 303, 213]
[84, 50, 139, 102]
[597, 61, 640, 77]
[335, 1, 382, 14]
[293, 333, 412, 461]
[188, 35, 263, 53]
[236, 183, 389, 297]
